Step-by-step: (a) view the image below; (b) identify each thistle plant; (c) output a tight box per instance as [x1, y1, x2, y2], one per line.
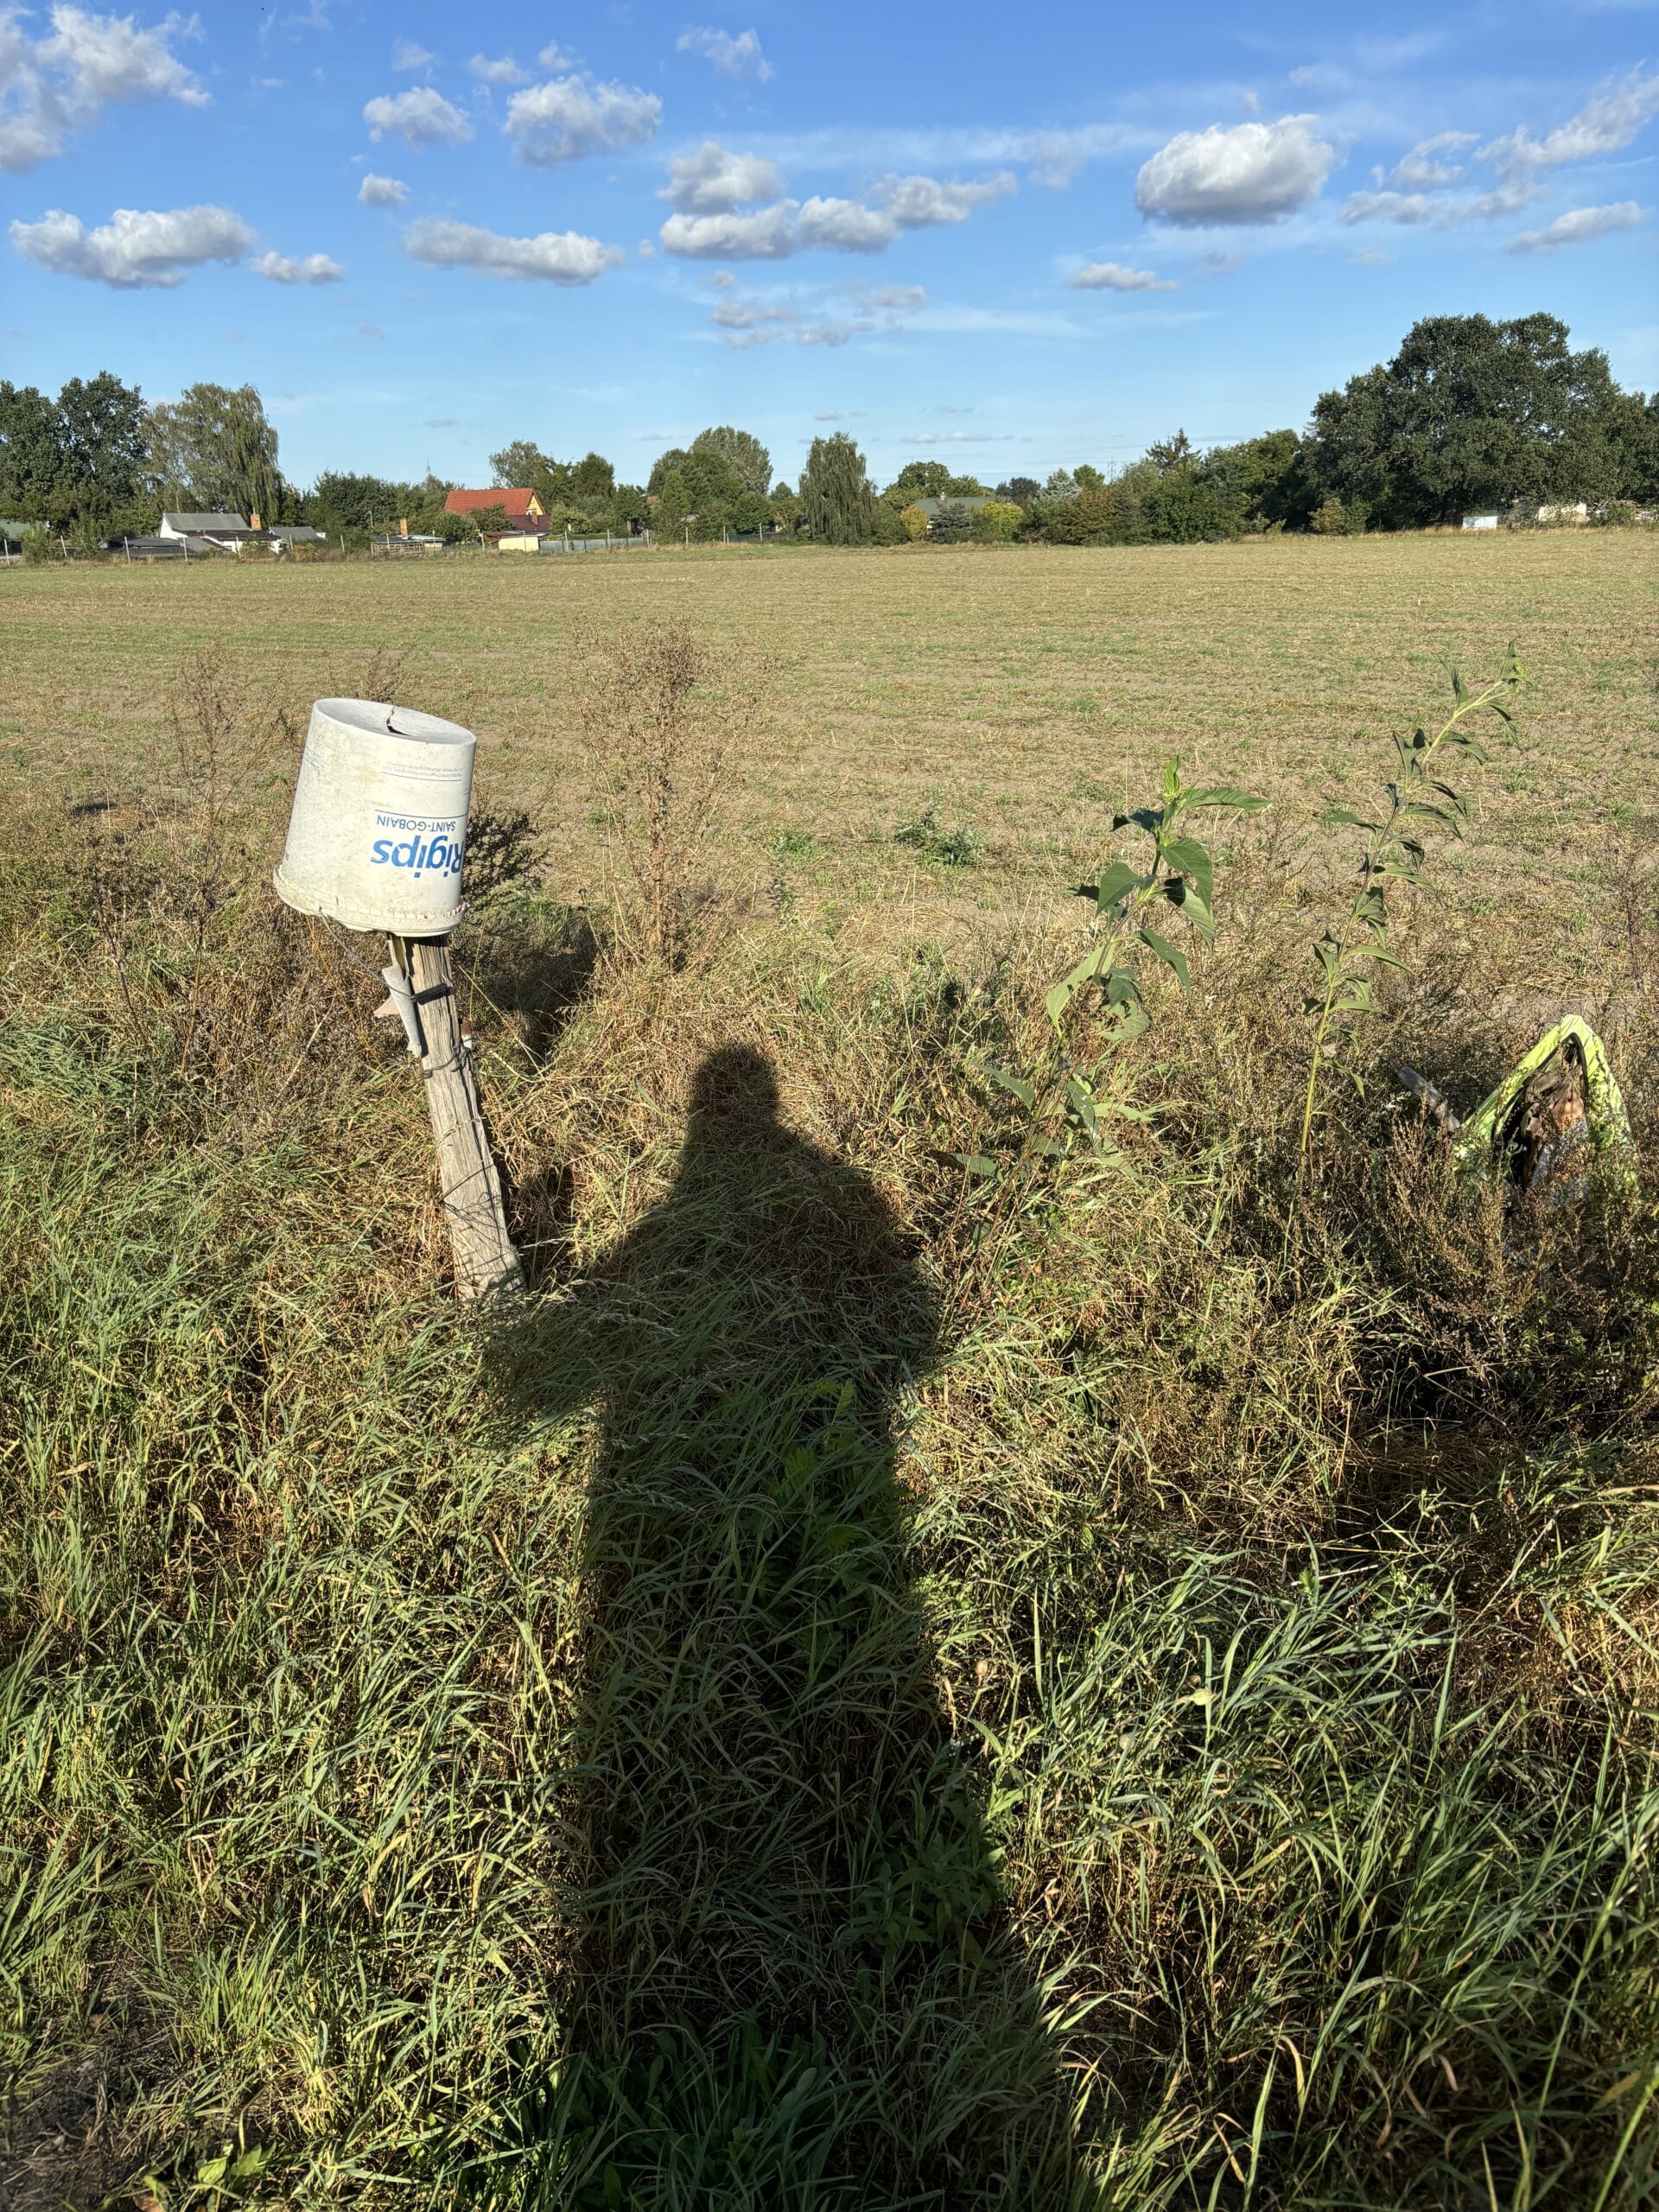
[1294, 650, 1525, 1182]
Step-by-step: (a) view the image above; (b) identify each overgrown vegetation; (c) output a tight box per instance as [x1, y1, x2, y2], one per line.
[3, 569, 1658, 2209]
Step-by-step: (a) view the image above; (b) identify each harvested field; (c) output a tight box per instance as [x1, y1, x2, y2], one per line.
[4, 532, 1653, 927]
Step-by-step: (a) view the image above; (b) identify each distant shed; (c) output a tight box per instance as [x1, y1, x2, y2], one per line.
[1460, 512, 1501, 532]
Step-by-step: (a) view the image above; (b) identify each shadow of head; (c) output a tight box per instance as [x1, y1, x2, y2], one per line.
[686, 1040, 781, 1135]
[489, 1041, 939, 1437]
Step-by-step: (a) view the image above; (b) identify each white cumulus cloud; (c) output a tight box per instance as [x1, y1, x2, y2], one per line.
[1484, 70, 1659, 182]
[1504, 200, 1644, 251]
[677, 26, 772, 82]
[468, 53, 529, 86]
[392, 39, 434, 71]
[659, 170, 1011, 260]
[39, 4, 205, 104]
[11, 200, 251, 285]
[403, 214, 624, 283]
[878, 171, 1015, 226]
[0, 3, 206, 174]
[660, 200, 798, 258]
[504, 73, 660, 163]
[1067, 259, 1176, 291]
[357, 172, 407, 206]
[797, 194, 898, 251]
[251, 247, 344, 283]
[363, 86, 473, 148]
[661, 138, 782, 211]
[1135, 114, 1336, 226]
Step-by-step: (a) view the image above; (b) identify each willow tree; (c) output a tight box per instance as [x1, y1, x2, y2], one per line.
[147, 382, 283, 522]
[799, 432, 874, 545]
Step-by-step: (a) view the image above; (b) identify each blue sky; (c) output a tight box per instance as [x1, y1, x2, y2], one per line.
[3, 2, 1656, 491]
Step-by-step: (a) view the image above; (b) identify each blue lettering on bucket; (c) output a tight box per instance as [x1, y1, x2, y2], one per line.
[368, 819, 465, 879]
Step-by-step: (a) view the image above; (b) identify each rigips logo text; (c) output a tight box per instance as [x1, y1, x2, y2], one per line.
[369, 812, 465, 880]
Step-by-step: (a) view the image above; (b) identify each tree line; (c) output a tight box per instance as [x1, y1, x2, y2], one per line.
[3, 312, 1655, 553]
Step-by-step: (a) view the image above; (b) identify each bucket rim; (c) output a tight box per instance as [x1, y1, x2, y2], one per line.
[309, 696, 474, 747]
[273, 865, 466, 938]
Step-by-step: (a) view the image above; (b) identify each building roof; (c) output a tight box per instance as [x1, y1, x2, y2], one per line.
[269, 524, 324, 542]
[443, 486, 543, 519]
[162, 511, 250, 533]
[913, 495, 992, 515]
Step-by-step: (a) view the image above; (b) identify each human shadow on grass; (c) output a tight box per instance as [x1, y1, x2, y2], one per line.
[487, 1046, 1081, 2210]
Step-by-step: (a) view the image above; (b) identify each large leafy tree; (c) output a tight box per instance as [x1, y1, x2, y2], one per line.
[570, 450, 615, 501]
[647, 447, 691, 496]
[1605, 389, 1659, 505]
[489, 440, 578, 510]
[489, 439, 550, 488]
[1199, 429, 1309, 530]
[308, 472, 416, 532]
[800, 432, 875, 545]
[148, 383, 284, 522]
[884, 460, 952, 502]
[0, 382, 69, 522]
[0, 372, 148, 529]
[690, 425, 771, 496]
[1305, 314, 1629, 527]
[682, 448, 743, 521]
[56, 373, 147, 526]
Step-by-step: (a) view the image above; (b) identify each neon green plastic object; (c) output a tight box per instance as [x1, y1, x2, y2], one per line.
[1452, 1016, 1634, 1193]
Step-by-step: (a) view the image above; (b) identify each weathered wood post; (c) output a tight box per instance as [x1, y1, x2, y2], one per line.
[273, 696, 524, 1302]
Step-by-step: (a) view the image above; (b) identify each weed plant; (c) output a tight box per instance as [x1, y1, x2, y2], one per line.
[1, 628, 1657, 2210]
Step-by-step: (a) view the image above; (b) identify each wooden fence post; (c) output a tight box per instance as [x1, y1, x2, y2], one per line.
[399, 938, 524, 1300]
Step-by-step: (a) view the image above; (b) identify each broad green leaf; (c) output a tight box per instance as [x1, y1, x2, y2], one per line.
[1065, 1073, 1102, 1143]
[1162, 876, 1216, 944]
[955, 1152, 1001, 1177]
[1139, 924, 1191, 992]
[984, 1063, 1035, 1108]
[1084, 859, 1150, 914]
[1159, 834, 1213, 910]
[1185, 785, 1267, 813]
[1046, 950, 1103, 1027]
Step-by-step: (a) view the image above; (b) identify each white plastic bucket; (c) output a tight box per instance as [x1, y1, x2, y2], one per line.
[274, 697, 475, 936]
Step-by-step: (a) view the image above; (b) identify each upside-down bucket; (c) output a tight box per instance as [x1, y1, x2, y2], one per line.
[273, 696, 474, 936]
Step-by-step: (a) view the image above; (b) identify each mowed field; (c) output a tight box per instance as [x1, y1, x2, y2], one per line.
[3, 534, 1659, 2211]
[3, 531, 1653, 936]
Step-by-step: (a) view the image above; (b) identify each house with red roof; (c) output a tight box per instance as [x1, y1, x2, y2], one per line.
[443, 486, 546, 524]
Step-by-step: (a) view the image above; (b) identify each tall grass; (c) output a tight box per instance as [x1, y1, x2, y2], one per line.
[1, 661, 1657, 2209]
